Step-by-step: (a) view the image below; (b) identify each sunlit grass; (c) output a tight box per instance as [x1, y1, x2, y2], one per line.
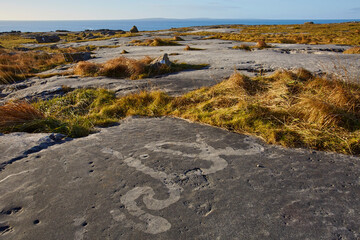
[179, 22, 360, 46]
[2, 68, 359, 155]
[184, 45, 205, 51]
[73, 56, 208, 80]
[344, 47, 360, 54]
[0, 34, 36, 49]
[0, 49, 67, 84]
[61, 32, 139, 43]
[129, 38, 181, 46]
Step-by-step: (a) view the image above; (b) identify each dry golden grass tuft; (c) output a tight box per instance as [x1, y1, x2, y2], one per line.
[232, 41, 270, 51]
[130, 38, 181, 46]
[255, 40, 269, 49]
[0, 101, 44, 128]
[184, 45, 191, 51]
[292, 76, 360, 129]
[173, 36, 185, 41]
[344, 47, 360, 54]
[232, 44, 251, 51]
[73, 56, 207, 80]
[183, 45, 204, 51]
[74, 56, 152, 80]
[179, 22, 360, 46]
[100, 56, 152, 79]
[0, 49, 66, 84]
[74, 61, 101, 76]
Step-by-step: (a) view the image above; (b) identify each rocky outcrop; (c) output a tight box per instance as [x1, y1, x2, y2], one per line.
[173, 36, 184, 41]
[49, 45, 58, 50]
[101, 30, 116, 36]
[63, 52, 92, 62]
[130, 25, 139, 33]
[35, 35, 61, 43]
[13, 47, 29, 51]
[150, 53, 172, 68]
[0, 132, 67, 171]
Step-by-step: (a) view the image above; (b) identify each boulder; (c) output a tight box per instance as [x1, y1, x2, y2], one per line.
[255, 40, 268, 48]
[304, 21, 315, 25]
[13, 47, 29, 51]
[106, 31, 116, 36]
[96, 29, 111, 32]
[130, 25, 139, 33]
[173, 36, 184, 41]
[49, 45, 58, 50]
[63, 52, 91, 62]
[83, 33, 95, 39]
[35, 35, 61, 43]
[150, 54, 172, 69]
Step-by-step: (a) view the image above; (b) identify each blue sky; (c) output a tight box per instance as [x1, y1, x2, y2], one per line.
[0, 0, 359, 20]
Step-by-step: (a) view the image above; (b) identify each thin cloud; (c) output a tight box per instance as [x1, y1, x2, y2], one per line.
[349, 7, 360, 12]
[152, 4, 241, 11]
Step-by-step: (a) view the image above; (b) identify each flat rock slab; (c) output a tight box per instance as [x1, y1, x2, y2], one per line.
[0, 132, 66, 171]
[2, 37, 360, 104]
[0, 117, 360, 239]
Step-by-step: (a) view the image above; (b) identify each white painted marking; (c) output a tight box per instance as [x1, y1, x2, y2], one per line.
[104, 134, 264, 234]
[0, 170, 35, 184]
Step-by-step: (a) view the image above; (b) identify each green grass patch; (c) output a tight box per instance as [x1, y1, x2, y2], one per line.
[0, 34, 36, 49]
[2, 68, 360, 155]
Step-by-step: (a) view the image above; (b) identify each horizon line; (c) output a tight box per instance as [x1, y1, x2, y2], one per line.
[0, 18, 359, 22]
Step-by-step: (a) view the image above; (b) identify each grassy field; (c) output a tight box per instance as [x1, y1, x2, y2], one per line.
[0, 32, 138, 49]
[0, 48, 67, 84]
[1, 22, 359, 83]
[61, 32, 138, 43]
[179, 22, 360, 46]
[1, 22, 359, 50]
[1, 69, 359, 155]
[1, 22, 360, 154]
[0, 45, 107, 84]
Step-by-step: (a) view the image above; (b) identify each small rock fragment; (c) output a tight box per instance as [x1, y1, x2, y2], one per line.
[150, 53, 172, 68]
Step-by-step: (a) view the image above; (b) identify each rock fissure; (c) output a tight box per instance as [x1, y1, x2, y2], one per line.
[0, 133, 69, 172]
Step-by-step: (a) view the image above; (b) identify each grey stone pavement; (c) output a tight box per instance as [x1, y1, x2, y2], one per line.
[1, 117, 359, 239]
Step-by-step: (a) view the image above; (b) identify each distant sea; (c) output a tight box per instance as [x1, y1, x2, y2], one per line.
[0, 19, 358, 33]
